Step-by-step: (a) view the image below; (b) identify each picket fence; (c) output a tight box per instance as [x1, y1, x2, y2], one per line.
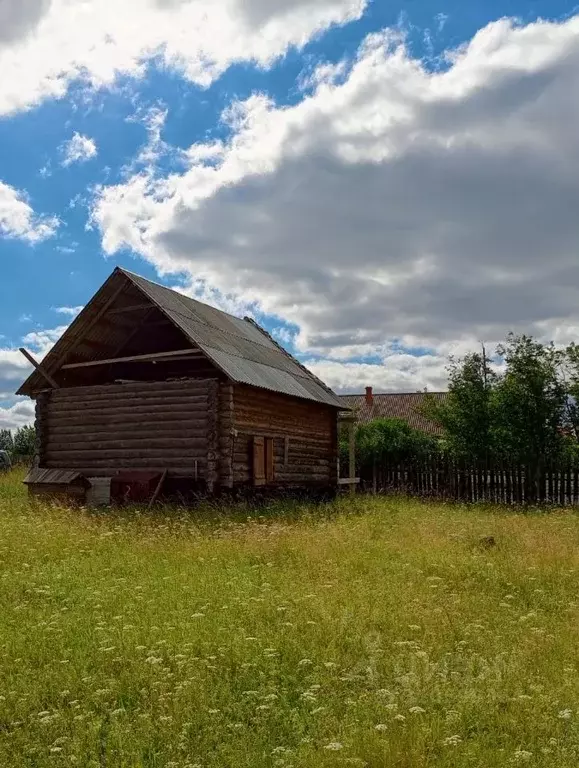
[359, 457, 579, 505]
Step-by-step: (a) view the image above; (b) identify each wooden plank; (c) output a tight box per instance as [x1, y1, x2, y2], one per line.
[19, 348, 60, 389]
[265, 437, 275, 483]
[253, 436, 266, 487]
[206, 380, 219, 493]
[61, 348, 201, 370]
[48, 394, 209, 413]
[147, 470, 168, 509]
[46, 449, 207, 461]
[51, 379, 211, 399]
[108, 303, 153, 315]
[338, 477, 360, 486]
[46, 459, 201, 470]
[47, 438, 207, 452]
[218, 382, 234, 490]
[49, 277, 129, 376]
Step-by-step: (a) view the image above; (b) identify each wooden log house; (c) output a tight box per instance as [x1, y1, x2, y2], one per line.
[17, 267, 347, 501]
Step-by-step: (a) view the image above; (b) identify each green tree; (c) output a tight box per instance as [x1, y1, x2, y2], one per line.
[13, 425, 36, 457]
[0, 429, 13, 454]
[424, 348, 497, 460]
[340, 418, 438, 473]
[493, 335, 567, 472]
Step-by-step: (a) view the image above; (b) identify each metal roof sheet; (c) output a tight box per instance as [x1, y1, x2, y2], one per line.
[123, 270, 343, 408]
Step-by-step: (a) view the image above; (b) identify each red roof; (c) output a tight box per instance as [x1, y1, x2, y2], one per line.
[339, 392, 448, 435]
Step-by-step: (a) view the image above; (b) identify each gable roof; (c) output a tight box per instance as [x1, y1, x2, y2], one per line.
[339, 392, 447, 435]
[18, 267, 343, 408]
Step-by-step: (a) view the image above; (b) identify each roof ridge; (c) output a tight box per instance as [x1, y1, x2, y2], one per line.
[243, 316, 340, 399]
[340, 391, 448, 397]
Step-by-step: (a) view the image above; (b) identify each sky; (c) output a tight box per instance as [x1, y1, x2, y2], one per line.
[2, 0, 579, 430]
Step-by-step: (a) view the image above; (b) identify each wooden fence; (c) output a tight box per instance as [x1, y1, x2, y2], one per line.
[359, 457, 579, 505]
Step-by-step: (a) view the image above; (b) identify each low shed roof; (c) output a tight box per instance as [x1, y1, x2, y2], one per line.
[18, 267, 344, 408]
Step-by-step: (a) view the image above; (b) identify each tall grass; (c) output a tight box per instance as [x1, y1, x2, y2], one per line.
[1, 469, 579, 766]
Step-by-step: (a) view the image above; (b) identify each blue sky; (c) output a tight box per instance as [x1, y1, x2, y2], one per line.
[2, 0, 579, 428]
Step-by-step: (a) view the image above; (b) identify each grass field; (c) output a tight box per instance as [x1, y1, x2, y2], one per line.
[1, 471, 579, 767]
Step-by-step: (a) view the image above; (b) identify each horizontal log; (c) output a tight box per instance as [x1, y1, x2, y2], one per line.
[48, 402, 209, 420]
[47, 422, 208, 438]
[46, 448, 207, 461]
[45, 456, 205, 474]
[45, 465, 204, 482]
[47, 394, 209, 412]
[47, 415, 208, 430]
[47, 437, 207, 452]
[46, 430, 208, 445]
[50, 387, 207, 407]
[46, 461, 205, 473]
[51, 379, 216, 399]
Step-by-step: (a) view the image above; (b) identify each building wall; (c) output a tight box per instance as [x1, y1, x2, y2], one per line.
[232, 385, 338, 487]
[37, 379, 211, 478]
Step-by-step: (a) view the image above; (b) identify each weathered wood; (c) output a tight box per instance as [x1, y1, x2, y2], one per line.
[47, 438, 208, 452]
[47, 429, 208, 444]
[47, 394, 209, 412]
[47, 400, 208, 419]
[206, 380, 219, 493]
[147, 470, 168, 509]
[48, 404, 207, 422]
[62, 348, 201, 370]
[48, 415, 208, 431]
[108, 303, 153, 315]
[46, 458, 200, 470]
[46, 449, 206, 461]
[20, 348, 60, 389]
[51, 380, 210, 399]
[47, 422, 207, 439]
[49, 277, 129, 374]
[218, 382, 234, 489]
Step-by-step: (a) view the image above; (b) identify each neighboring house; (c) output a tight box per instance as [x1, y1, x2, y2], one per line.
[17, 267, 345, 500]
[339, 388, 447, 436]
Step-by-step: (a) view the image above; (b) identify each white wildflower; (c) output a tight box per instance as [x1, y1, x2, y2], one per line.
[324, 742, 343, 751]
[442, 735, 462, 746]
[409, 706, 426, 714]
[374, 723, 388, 732]
[513, 749, 533, 761]
[558, 709, 572, 720]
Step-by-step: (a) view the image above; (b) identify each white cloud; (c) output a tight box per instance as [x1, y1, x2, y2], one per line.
[61, 132, 98, 167]
[0, 0, 367, 116]
[0, 180, 59, 243]
[52, 306, 83, 317]
[22, 325, 67, 358]
[0, 399, 35, 431]
[91, 15, 579, 390]
[306, 354, 449, 394]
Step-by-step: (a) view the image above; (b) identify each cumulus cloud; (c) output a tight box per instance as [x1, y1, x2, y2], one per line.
[0, 321, 70, 429]
[61, 133, 98, 167]
[0, 181, 59, 243]
[91, 16, 579, 391]
[0, 0, 51, 45]
[0, 0, 366, 116]
[0, 400, 35, 431]
[52, 306, 83, 317]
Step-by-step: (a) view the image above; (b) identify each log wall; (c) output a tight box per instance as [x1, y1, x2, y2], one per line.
[232, 385, 338, 487]
[40, 379, 211, 478]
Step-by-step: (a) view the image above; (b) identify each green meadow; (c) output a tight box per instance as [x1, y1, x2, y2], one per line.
[1, 468, 579, 767]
